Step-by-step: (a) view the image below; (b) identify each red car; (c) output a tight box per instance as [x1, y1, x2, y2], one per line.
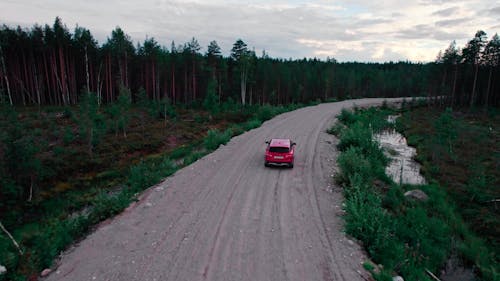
[264, 138, 296, 168]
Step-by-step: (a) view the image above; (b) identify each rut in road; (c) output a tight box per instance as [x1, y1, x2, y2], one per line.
[44, 98, 403, 281]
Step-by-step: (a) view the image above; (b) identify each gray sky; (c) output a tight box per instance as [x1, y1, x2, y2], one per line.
[1, 0, 499, 62]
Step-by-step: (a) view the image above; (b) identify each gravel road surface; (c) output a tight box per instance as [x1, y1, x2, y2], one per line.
[45, 98, 402, 281]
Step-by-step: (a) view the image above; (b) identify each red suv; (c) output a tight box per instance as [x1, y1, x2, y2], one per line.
[265, 138, 296, 168]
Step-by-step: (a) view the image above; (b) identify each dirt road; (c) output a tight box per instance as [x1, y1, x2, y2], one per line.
[45, 98, 401, 281]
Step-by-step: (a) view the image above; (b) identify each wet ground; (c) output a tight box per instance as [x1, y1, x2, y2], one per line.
[375, 115, 476, 281]
[374, 115, 426, 185]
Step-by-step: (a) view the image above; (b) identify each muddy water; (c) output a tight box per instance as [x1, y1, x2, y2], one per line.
[374, 116, 426, 185]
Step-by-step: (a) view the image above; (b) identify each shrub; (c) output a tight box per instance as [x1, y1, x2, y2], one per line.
[63, 127, 75, 144]
[337, 122, 373, 151]
[326, 122, 344, 136]
[337, 146, 387, 185]
[334, 107, 465, 281]
[183, 151, 206, 166]
[203, 129, 232, 150]
[169, 146, 191, 160]
[338, 108, 358, 125]
[255, 104, 275, 122]
[433, 108, 457, 155]
[128, 161, 159, 192]
[242, 119, 262, 130]
[203, 79, 219, 115]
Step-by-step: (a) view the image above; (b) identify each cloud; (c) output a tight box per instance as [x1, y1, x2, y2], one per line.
[432, 6, 460, 16]
[0, 0, 498, 62]
[488, 6, 500, 15]
[435, 17, 472, 27]
[418, 0, 449, 5]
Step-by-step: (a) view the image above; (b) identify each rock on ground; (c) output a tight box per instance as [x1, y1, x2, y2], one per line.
[404, 189, 429, 202]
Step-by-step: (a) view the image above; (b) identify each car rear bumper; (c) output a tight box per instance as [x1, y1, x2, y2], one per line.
[266, 161, 292, 167]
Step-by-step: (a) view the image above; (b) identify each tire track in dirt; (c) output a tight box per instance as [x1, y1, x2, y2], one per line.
[45, 98, 404, 281]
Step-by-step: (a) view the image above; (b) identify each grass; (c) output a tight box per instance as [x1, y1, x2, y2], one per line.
[0, 100, 309, 280]
[330, 105, 499, 281]
[396, 107, 499, 254]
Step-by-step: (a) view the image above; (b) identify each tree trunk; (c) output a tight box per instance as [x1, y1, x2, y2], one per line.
[218, 72, 222, 104]
[451, 64, 458, 108]
[33, 60, 41, 106]
[125, 53, 128, 88]
[440, 67, 447, 107]
[0, 222, 23, 255]
[485, 66, 492, 107]
[470, 64, 479, 108]
[249, 87, 253, 105]
[118, 55, 123, 87]
[171, 65, 176, 104]
[85, 46, 90, 91]
[0, 45, 13, 105]
[97, 62, 103, 106]
[43, 52, 52, 104]
[192, 60, 196, 101]
[184, 68, 188, 104]
[58, 46, 68, 105]
[21, 50, 29, 105]
[240, 69, 246, 105]
[69, 53, 77, 104]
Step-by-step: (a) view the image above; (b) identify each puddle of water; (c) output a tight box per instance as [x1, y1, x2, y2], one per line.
[374, 115, 426, 185]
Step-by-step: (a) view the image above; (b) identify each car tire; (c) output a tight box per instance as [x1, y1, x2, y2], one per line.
[289, 163, 294, 168]
[264, 162, 270, 167]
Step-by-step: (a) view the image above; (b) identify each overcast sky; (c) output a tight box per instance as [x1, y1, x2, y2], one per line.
[1, 0, 499, 62]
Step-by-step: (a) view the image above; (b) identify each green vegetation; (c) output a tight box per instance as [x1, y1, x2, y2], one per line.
[0, 95, 310, 280]
[204, 129, 232, 150]
[331, 105, 498, 281]
[1, 16, 498, 281]
[1, 19, 499, 110]
[397, 106, 499, 277]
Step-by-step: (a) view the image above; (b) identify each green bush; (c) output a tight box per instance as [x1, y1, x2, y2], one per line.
[221, 97, 239, 113]
[128, 161, 161, 192]
[334, 107, 466, 281]
[89, 190, 131, 223]
[337, 122, 373, 151]
[255, 104, 275, 122]
[183, 151, 206, 166]
[63, 127, 75, 144]
[433, 108, 458, 155]
[338, 108, 358, 125]
[203, 79, 219, 115]
[327, 122, 344, 136]
[337, 146, 387, 185]
[169, 146, 191, 159]
[242, 119, 262, 130]
[203, 129, 232, 150]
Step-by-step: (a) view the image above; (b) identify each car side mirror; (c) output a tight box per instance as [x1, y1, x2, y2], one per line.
[292, 142, 297, 146]
[265, 141, 270, 144]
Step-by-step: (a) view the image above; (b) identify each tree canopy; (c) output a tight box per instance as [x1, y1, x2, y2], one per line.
[0, 20, 498, 108]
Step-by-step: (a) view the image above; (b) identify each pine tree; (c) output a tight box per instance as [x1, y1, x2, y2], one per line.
[231, 39, 253, 105]
[483, 34, 500, 106]
[462, 30, 487, 107]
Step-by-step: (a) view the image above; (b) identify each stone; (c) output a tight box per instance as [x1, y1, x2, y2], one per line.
[0, 265, 6, 275]
[393, 276, 404, 281]
[404, 189, 429, 202]
[41, 268, 52, 277]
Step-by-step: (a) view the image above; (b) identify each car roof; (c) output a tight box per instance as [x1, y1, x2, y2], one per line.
[269, 138, 291, 147]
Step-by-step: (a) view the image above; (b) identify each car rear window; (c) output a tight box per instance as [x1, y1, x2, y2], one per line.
[269, 147, 289, 153]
